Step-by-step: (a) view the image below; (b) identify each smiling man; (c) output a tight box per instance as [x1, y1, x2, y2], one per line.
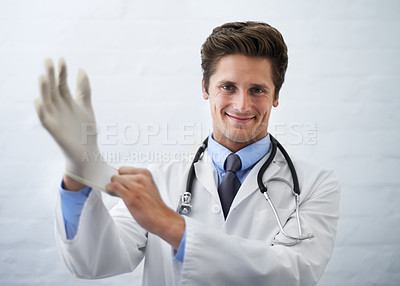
[204, 54, 278, 152]
[35, 21, 340, 286]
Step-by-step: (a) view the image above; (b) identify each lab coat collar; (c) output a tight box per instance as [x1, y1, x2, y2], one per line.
[230, 149, 282, 211]
[194, 150, 219, 200]
[194, 149, 283, 208]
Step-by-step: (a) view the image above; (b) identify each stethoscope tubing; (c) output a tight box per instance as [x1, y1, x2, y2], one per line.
[179, 135, 314, 246]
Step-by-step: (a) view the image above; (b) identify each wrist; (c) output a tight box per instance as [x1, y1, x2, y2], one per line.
[63, 174, 87, 191]
[156, 208, 185, 251]
[64, 145, 102, 174]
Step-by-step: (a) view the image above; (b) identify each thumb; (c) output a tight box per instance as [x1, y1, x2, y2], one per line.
[75, 68, 92, 108]
[34, 97, 46, 123]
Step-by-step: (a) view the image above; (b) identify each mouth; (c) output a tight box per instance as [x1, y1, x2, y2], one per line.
[225, 113, 255, 124]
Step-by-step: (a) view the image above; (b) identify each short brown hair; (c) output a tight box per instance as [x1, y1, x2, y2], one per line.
[201, 21, 288, 99]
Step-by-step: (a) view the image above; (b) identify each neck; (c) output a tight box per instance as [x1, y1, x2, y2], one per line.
[212, 133, 267, 153]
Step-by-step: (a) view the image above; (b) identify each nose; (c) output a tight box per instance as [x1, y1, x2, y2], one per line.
[233, 90, 251, 112]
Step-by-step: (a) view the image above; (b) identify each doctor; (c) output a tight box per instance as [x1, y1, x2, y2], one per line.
[35, 21, 340, 285]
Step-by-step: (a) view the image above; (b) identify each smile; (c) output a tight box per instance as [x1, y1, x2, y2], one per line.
[225, 113, 255, 124]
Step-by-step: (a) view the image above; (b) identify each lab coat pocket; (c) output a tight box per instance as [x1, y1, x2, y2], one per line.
[250, 207, 294, 243]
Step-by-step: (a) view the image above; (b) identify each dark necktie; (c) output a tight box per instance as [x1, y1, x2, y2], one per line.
[218, 153, 242, 218]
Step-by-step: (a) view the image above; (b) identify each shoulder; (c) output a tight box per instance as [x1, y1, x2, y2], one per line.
[291, 156, 332, 174]
[293, 157, 338, 180]
[273, 148, 340, 196]
[290, 156, 341, 198]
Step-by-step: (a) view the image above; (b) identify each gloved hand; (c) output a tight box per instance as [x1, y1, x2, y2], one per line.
[35, 58, 117, 191]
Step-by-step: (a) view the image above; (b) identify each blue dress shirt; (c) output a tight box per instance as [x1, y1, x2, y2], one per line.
[207, 133, 271, 185]
[60, 133, 271, 262]
[60, 182, 92, 240]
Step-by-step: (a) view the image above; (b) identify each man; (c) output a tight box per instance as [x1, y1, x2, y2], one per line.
[35, 21, 340, 285]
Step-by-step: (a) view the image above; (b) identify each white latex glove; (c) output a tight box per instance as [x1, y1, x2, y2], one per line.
[35, 58, 117, 191]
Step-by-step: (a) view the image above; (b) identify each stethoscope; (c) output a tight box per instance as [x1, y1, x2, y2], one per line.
[176, 135, 314, 246]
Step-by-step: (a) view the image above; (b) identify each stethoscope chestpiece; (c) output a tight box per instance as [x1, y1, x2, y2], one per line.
[176, 192, 192, 215]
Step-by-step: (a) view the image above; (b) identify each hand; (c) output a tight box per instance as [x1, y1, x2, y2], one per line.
[106, 166, 185, 250]
[35, 58, 117, 190]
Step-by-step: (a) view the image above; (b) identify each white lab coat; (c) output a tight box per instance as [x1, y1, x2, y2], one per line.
[55, 149, 340, 286]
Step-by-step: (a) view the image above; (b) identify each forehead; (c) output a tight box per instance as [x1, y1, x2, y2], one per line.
[211, 54, 274, 86]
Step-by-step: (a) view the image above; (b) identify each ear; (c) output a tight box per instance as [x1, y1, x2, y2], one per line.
[202, 78, 209, 100]
[273, 92, 279, 107]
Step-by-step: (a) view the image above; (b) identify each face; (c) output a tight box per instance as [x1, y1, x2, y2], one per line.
[202, 54, 279, 152]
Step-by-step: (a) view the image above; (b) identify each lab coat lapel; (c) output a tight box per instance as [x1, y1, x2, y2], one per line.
[231, 151, 282, 209]
[194, 150, 219, 199]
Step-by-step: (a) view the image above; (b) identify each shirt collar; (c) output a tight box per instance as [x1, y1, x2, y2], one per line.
[207, 133, 271, 173]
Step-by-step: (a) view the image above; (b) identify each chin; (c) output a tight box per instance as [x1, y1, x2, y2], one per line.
[223, 129, 259, 144]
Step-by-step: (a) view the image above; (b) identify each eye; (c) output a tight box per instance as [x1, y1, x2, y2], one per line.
[250, 87, 265, 94]
[221, 84, 235, 92]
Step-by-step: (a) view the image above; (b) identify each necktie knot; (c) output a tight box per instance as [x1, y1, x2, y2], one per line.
[224, 153, 241, 173]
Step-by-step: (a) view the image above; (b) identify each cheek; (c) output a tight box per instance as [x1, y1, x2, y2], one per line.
[210, 95, 225, 115]
[208, 99, 219, 122]
[257, 104, 273, 121]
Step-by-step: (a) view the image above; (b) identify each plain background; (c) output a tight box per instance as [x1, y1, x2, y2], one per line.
[1, 0, 399, 285]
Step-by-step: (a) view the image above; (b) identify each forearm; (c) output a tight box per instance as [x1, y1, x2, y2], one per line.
[106, 166, 186, 251]
[152, 207, 185, 251]
[56, 189, 147, 278]
[63, 174, 87, 191]
[59, 180, 92, 239]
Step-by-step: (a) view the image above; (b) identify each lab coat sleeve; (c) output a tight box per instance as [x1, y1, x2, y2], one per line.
[179, 171, 340, 286]
[55, 188, 147, 279]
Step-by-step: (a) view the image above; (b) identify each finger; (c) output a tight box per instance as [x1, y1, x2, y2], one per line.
[57, 58, 73, 105]
[44, 58, 59, 104]
[106, 181, 129, 198]
[119, 166, 151, 176]
[75, 68, 92, 108]
[39, 75, 51, 106]
[111, 174, 144, 190]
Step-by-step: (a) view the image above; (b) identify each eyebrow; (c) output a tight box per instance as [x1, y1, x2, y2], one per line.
[217, 80, 235, 86]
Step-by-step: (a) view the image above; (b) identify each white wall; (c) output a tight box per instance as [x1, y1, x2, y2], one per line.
[1, 0, 399, 285]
